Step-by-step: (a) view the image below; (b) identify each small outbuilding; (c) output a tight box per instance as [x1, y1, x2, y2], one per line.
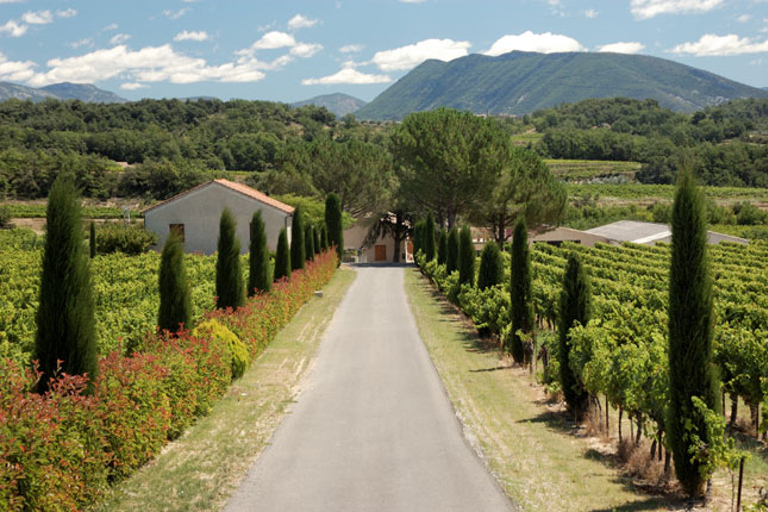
[144, 179, 294, 255]
[584, 220, 749, 246]
[530, 226, 609, 247]
[343, 217, 413, 263]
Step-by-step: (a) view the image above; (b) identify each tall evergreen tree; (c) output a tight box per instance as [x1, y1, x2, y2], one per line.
[437, 230, 447, 266]
[89, 221, 96, 259]
[458, 226, 476, 287]
[477, 242, 504, 291]
[325, 193, 343, 264]
[510, 219, 534, 364]
[413, 220, 425, 257]
[313, 226, 321, 257]
[558, 254, 591, 419]
[666, 169, 719, 499]
[424, 212, 436, 261]
[248, 210, 271, 296]
[274, 228, 291, 282]
[35, 177, 97, 393]
[216, 208, 245, 310]
[305, 224, 315, 262]
[158, 231, 192, 332]
[446, 227, 459, 274]
[320, 224, 328, 251]
[291, 204, 306, 271]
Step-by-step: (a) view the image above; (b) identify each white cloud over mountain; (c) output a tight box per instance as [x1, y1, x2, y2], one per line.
[597, 41, 646, 53]
[484, 31, 584, 55]
[670, 34, 768, 55]
[372, 38, 471, 71]
[302, 68, 391, 85]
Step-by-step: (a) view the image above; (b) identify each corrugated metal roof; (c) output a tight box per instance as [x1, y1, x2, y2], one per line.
[143, 179, 295, 215]
[585, 220, 749, 246]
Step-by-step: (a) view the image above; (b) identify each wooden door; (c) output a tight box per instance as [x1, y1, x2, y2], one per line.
[374, 244, 387, 262]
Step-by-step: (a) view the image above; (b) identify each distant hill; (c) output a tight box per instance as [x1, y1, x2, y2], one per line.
[0, 81, 126, 103]
[356, 51, 768, 120]
[40, 83, 127, 103]
[292, 93, 367, 117]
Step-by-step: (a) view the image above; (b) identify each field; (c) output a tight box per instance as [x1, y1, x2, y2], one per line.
[565, 182, 768, 204]
[545, 159, 641, 182]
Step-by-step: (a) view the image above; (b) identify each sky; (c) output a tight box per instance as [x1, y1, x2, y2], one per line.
[0, 0, 766, 103]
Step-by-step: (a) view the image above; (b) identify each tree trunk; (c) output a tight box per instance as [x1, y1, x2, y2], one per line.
[618, 407, 623, 443]
[750, 403, 759, 437]
[658, 429, 664, 461]
[605, 396, 610, 434]
[635, 413, 643, 446]
[664, 449, 671, 475]
[730, 394, 738, 427]
[393, 236, 402, 263]
[651, 438, 657, 460]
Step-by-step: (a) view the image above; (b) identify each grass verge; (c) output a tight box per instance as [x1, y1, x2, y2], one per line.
[97, 268, 356, 512]
[404, 268, 681, 512]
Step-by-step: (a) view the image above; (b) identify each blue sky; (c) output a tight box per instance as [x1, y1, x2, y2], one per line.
[0, 0, 766, 102]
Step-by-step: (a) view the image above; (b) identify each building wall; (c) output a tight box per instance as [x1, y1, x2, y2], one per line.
[343, 223, 410, 263]
[145, 183, 292, 255]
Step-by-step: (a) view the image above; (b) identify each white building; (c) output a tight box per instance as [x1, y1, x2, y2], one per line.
[144, 179, 294, 255]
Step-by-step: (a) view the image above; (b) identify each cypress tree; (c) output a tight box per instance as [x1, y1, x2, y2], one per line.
[477, 242, 504, 291]
[216, 208, 245, 310]
[158, 231, 192, 333]
[325, 193, 343, 264]
[666, 169, 719, 499]
[320, 224, 329, 251]
[458, 226, 476, 287]
[413, 220, 425, 257]
[437, 230, 447, 266]
[313, 226, 321, 257]
[291, 204, 306, 271]
[510, 219, 534, 364]
[274, 228, 291, 282]
[89, 221, 96, 259]
[305, 224, 315, 262]
[248, 210, 271, 296]
[35, 177, 97, 394]
[424, 212, 436, 261]
[446, 227, 459, 274]
[558, 254, 591, 420]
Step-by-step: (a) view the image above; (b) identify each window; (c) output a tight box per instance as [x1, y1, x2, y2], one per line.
[170, 223, 185, 243]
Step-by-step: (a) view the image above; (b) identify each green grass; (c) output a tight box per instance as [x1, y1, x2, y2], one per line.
[97, 268, 356, 512]
[511, 132, 543, 146]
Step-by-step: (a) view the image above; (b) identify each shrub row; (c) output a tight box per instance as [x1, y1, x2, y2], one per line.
[0, 249, 337, 510]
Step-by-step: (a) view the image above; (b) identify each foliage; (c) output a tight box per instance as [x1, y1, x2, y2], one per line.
[35, 177, 97, 393]
[248, 210, 271, 296]
[95, 223, 157, 255]
[424, 211, 436, 262]
[89, 221, 96, 258]
[290, 204, 306, 271]
[304, 224, 315, 262]
[325, 193, 343, 264]
[437, 230, 447, 266]
[193, 319, 248, 380]
[667, 168, 719, 499]
[215, 208, 245, 310]
[158, 231, 192, 334]
[274, 228, 291, 282]
[446, 227, 459, 274]
[477, 241, 504, 291]
[458, 226, 476, 287]
[510, 219, 533, 364]
[0, 206, 10, 228]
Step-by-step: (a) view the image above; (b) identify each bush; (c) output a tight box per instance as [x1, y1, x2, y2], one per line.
[95, 224, 157, 255]
[216, 208, 245, 310]
[446, 227, 459, 274]
[477, 242, 504, 291]
[458, 226, 476, 287]
[0, 205, 12, 228]
[158, 231, 192, 333]
[193, 319, 248, 380]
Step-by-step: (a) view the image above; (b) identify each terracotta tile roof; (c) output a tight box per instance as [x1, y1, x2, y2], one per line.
[143, 179, 295, 215]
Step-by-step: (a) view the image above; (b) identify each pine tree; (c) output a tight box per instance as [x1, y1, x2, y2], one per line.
[313, 226, 321, 257]
[510, 219, 533, 364]
[291, 204, 306, 271]
[446, 227, 459, 274]
[477, 242, 504, 291]
[666, 168, 719, 499]
[305, 224, 315, 262]
[158, 231, 192, 333]
[35, 177, 98, 393]
[248, 210, 271, 296]
[325, 194, 343, 264]
[274, 228, 291, 282]
[437, 230, 447, 266]
[458, 226, 476, 287]
[89, 221, 96, 259]
[424, 212, 436, 261]
[216, 208, 245, 310]
[558, 254, 591, 419]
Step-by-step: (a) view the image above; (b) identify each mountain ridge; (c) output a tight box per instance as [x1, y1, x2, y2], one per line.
[292, 93, 367, 117]
[356, 51, 768, 120]
[0, 81, 127, 103]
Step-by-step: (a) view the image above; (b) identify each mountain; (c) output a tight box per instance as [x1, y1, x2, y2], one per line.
[292, 93, 367, 117]
[0, 82, 59, 102]
[39, 83, 127, 103]
[356, 51, 768, 120]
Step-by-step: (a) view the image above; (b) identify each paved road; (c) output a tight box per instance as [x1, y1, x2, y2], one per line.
[225, 266, 515, 512]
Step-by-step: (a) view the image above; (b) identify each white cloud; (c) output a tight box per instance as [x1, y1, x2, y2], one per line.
[110, 33, 131, 45]
[0, 20, 27, 37]
[27, 44, 267, 86]
[163, 8, 190, 20]
[399, 0, 427, 3]
[484, 31, 584, 56]
[287, 14, 319, 30]
[584, 9, 599, 18]
[302, 68, 391, 85]
[242, 31, 296, 53]
[0, 0, 25, 3]
[290, 42, 322, 58]
[597, 41, 646, 53]
[103, 23, 118, 31]
[68, 38, 92, 49]
[737, 14, 752, 22]
[630, 0, 724, 20]
[0, 51, 37, 82]
[57, 8, 77, 19]
[669, 33, 768, 55]
[174, 30, 209, 42]
[372, 38, 471, 71]
[120, 82, 147, 90]
[340, 44, 364, 53]
[22, 10, 53, 25]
